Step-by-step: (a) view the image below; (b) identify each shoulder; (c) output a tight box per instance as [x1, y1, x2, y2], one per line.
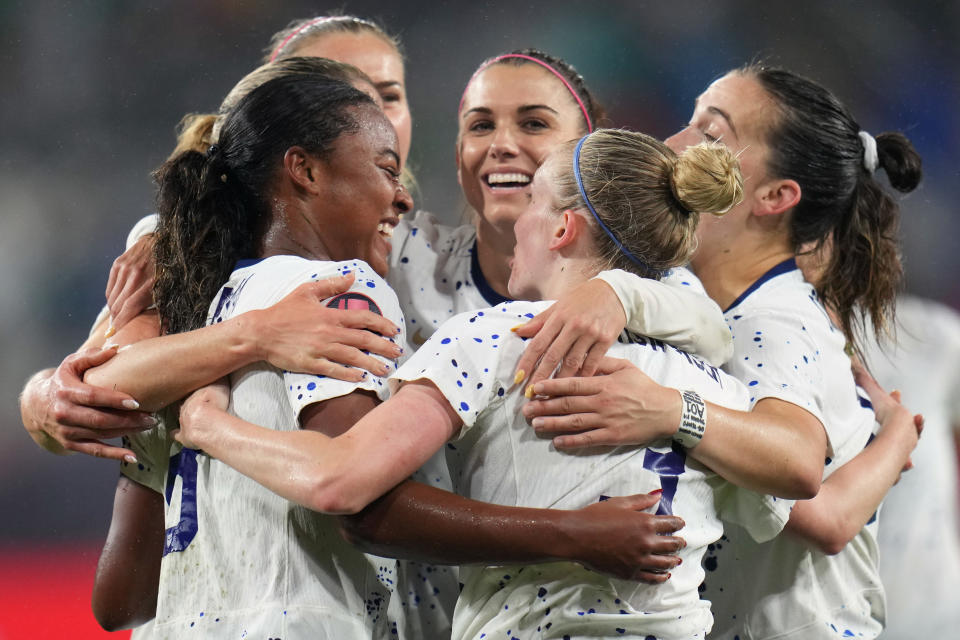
[125, 214, 158, 249]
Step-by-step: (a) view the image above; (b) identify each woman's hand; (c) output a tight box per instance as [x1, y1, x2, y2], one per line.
[105, 234, 157, 335]
[176, 379, 231, 450]
[250, 274, 404, 381]
[564, 491, 685, 583]
[512, 279, 627, 392]
[852, 361, 923, 476]
[522, 357, 678, 450]
[19, 346, 155, 461]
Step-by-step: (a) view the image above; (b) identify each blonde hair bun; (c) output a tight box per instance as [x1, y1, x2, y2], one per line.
[670, 142, 743, 216]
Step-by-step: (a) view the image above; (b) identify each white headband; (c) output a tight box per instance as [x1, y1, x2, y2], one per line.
[858, 130, 879, 174]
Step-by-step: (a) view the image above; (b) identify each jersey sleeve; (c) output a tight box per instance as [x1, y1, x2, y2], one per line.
[709, 477, 794, 543]
[89, 214, 160, 337]
[390, 308, 516, 433]
[284, 262, 407, 414]
[120, 411, 174, 495]
[594, 267, 733, 367]
[724, 309, 828, 430]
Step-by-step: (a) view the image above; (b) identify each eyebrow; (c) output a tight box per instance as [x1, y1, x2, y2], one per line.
[375, 80, 402, 91]
[461, 104, 559, 119]
[706, 105, 737, 137]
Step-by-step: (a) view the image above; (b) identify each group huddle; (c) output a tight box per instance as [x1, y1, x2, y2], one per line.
[20, 14, 925, 640]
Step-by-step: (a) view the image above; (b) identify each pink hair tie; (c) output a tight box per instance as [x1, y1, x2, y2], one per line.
[458, 54, 593, 132]
[270, 16, 336, 62]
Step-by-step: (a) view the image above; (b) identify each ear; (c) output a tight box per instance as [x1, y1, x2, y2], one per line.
[547, 209, 588, 251]
[283, 146, 324, 196]
[752, 178, 801, 217]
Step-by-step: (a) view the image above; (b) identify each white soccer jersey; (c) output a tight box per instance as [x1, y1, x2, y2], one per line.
[125, 256, 405, 639]
[390, 300, 788, 640]
[863, 295, 960, 639]
[702, 259, 883, 640]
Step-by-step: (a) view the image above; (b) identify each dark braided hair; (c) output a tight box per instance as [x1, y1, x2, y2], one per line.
[740, 63, 922, 349]
[153, 73, 375, 334]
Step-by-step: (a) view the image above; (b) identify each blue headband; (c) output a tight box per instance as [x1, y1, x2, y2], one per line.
[573, 134, 660, 276]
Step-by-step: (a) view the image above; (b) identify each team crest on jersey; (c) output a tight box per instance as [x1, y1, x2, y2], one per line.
[326, 292, 382, 316]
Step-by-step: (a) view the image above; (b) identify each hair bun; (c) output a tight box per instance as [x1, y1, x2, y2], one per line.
[670, 142, 743, 216]
[876, 132, 922, 193]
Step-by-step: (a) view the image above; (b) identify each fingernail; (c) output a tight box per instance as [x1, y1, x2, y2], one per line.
[513, 369, 526, 385]
[524, 384, 535, 399]
[104, 325, 117, 339]
[122, 399, 140, 410]
[531, 417, 543, 428]
[123, 454, 138, 464]
[677, 558, 683, 565]
[142, 416, 158, 426]
[510, 324, 523, 332]
[649, 488, 663, 495]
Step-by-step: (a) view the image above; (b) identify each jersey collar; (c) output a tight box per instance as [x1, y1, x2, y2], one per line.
[470, 240, 512, 306]
[724, 257, 798, 313]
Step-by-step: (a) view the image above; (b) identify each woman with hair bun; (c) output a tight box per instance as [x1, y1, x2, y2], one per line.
[174, 130, 787, 640]
[523, 64, 924, 639]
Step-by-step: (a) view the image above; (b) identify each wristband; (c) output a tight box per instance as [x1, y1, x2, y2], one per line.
[674, 389, 706, 448]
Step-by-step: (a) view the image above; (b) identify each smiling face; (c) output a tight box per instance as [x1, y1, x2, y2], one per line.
[665, 72, 776, 269]
[310, 104, 411, 277]
[294, 32, 412, 167]
[457, 63, 587, 235]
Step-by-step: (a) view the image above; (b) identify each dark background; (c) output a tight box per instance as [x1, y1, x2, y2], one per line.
[1, 0, 956, 548]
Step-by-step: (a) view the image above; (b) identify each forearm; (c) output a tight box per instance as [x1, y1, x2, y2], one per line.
[786, 409, 916, 554]
[84, 312, 262, 411]
[340, 480, 584, 565]
[689, 399, 825, 499]
[93, 476, 163, 631]
[596, 269, 732, 366]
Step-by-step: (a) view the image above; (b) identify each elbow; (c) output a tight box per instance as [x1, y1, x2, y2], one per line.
[791, 466, 822, 501]
[92, 596, 135, 632]
[305, 472, 372, 516]
[811, 526, 855, 556]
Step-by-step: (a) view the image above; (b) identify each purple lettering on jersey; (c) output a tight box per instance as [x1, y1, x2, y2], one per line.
[642, 444, 687, 516]
[164, 448, 199, 555]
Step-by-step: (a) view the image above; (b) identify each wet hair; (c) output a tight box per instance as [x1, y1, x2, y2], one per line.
[153, 73, 376, 334]
[739, 63, 922, 347]
[166, 57, 370, 160]
[553, 129, 742, 279]
[463, 48, 606, 132]
[264, 15, 403, 63]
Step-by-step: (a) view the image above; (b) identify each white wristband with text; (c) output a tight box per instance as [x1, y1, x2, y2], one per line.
[674, 389, 706, 448]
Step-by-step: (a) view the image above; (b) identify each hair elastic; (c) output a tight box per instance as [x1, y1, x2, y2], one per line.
[573, 134, 658, 275]
[458, 54, 593, 132]
[269, 16, 337, 62]
[858, 130, 879, 174]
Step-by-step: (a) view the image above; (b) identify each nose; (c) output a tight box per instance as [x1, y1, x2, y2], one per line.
[488, 126, 519, 159]
[665, 126, 698, 153]
[394, 183, 413, 214]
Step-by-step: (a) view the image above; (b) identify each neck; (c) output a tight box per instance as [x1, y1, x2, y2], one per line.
[474, 218, 517, 298]
[259, 196, 332, 262]
[538, 257, 596, 301]
[692, 229, 793, 310]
